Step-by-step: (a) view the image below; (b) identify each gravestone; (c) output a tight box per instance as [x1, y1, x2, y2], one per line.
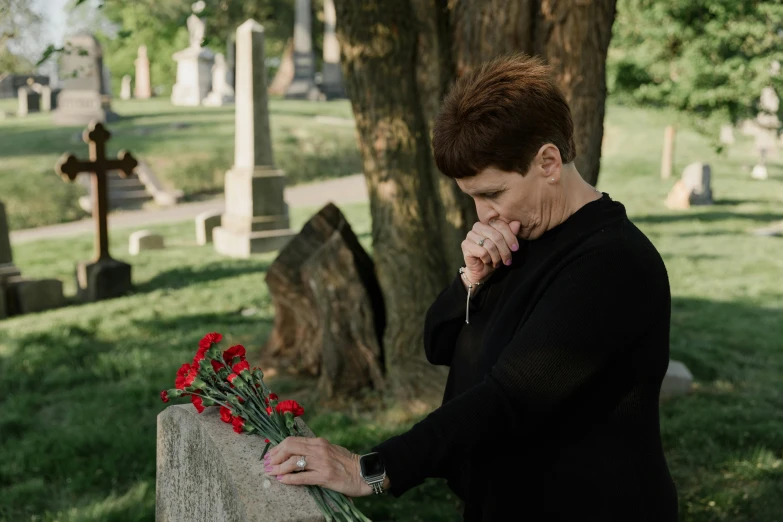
[719, 124, 735, 145]
[660, 360, 693, 399]
[196, 210, 222, 245]
[157, 404, 325, 522]
[129, 230, 164, 254]
[213, 20, 296, 258]
[53, 34, 118, 125]
[0, 201, 65, 318]
[752, 86, 780, 180]
[203, 53, 235, 106]
[17, 86, 41, 116]
[120, 75, 132, 100]
[36, 85, 56, 112]
[665, 162, 713, 210]
[134, 46, 152, 99]
[320, 0, 344, 99]
[171, 11, 215, 106]
[55, 122, 136, 302]
[660, 126, 675, 180]
[285, 0, 319, 100]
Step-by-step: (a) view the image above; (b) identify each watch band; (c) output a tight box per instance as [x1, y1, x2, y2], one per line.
[369, 479, 384, 494]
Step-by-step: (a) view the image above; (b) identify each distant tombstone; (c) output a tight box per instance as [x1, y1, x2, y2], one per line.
[203, 53, 235, 106]
[171, 12, 215, 106]
[751, 86, 780, 177]
[320, 0, 344, 99]
[285, 0, 320, 100]
[134, 46, 152, 99]
[213, 20, 296, 258]
[660, 360, 693, 399]
[36, 85, 56, 112]
[120, 75, 132, 100]
[129, 230, 165, 254]
[17, 87, 41, 116]
[195, 210, 222, 245]
[53, 33, 118, 126]
[665, 162, 713, 210]
[719, 124, 735, 145]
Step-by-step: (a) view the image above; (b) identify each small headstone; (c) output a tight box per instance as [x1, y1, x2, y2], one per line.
[129, 230, 165, 255]
[120, 75, 132, 100]
[4, 277, 66, 314]
[719, 125, 735, 145]
[660, 360, 693, 399]
[666, 162, 713, 209]
[157, 405, 324, 521]
[53, 33, 118, 126]
[17, 86, 41, 116]
[134, 46, 152, 99]
[195, 210, 222, 245]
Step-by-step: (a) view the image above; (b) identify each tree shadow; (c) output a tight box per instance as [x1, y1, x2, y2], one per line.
[128, 312, 273, 340]
[134, 261, 271, 294]
[633, 212, 783, 225]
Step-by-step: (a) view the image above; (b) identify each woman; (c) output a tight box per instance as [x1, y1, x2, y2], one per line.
[264, 54, 679, 521]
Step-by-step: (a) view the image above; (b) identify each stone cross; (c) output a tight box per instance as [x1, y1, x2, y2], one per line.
[55, 122, 138, 262]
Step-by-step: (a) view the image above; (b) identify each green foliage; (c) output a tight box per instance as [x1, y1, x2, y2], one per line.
[0, 0, 42, 73]
[609, 0, 783, 123]
[1, 104, 783, 521]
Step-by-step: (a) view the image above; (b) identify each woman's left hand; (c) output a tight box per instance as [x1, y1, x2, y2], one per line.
[264, 436, 372, 497]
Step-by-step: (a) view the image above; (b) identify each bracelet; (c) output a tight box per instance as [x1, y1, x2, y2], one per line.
[458, 267, 482, 324]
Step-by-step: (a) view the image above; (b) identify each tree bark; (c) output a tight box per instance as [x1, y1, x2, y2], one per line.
[334, 0, 617, 396]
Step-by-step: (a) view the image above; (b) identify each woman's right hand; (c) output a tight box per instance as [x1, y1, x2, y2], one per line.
[461, 219, 522, 284]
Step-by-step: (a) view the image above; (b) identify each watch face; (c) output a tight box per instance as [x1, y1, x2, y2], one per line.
[360, 453, 385, 477]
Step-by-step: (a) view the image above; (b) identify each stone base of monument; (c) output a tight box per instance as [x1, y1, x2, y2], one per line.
[3, 277, 66, 315]
[213, 227, 296, 258]
[157, 404, 327, 522]
[52, 91, 118, 126]
[76, 258, 133, 302]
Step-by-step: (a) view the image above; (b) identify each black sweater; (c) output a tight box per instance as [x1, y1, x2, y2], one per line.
[372, 194, 679, 521]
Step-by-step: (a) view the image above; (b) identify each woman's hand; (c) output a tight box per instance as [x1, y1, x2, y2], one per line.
[265, 436, 372, 497]
[461, 219, 522, 284]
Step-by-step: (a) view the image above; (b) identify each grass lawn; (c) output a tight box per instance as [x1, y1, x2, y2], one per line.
[0, 97, 361, 230]
[1, 102, 783, 522]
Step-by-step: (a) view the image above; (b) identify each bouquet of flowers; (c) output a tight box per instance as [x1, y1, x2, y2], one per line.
[160, 332, 371, 522]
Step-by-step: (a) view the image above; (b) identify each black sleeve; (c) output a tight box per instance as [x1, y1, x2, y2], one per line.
[373, 248, 657, 497]
[423, 272, 490, 367]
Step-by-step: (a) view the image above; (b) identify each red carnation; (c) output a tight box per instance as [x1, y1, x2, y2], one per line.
[276, 400, 305, 417]
[211, 360, 226, 373]
[193, 346, 207, 366]
[223, 344, 246, 364]
[199, 332, 223, 350]
[265, 438, 270, 444]
[191, 395, 205, 413]
[160, 390, 169, 403]
[266, 406, 273, 415]
[232, 361, 250, 374]
[227, 373, 239, 384]
[232, 416, 245, 434]
[175, 363, 191, 390]
[264, 393, 279, 405]
[183, 363, 200, 388]
[220, 406, 233, 424]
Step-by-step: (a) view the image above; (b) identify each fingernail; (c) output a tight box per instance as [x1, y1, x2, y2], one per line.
[505, 259, 512, 266]
[265, 465, 273, 472]
[511, 244, 518, 251]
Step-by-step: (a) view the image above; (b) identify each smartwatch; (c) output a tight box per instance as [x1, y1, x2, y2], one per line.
[358, 452, 386, 494]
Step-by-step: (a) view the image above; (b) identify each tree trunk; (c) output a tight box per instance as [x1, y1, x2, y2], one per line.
[268, 39, 294, 96]
[334, 0, 617, 396]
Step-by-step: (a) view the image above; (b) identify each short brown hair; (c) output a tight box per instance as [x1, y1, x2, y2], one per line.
[432, 54, 576, 179]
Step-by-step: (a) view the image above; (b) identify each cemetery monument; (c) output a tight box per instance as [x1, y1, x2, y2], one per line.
[55, 122, 137, 301]
[171, 6, 215, 107]
[203, 53, 235, 106]
[134, 45, 152, 99]
[285, 0, 320, 100]
[213, 20, 296, 258]
[53, 34, 118, 126]
[320, 0, 345, 99]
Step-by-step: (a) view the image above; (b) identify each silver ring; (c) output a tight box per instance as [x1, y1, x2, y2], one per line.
[478, 237, 486, 247]
[296, 455, 306, 471]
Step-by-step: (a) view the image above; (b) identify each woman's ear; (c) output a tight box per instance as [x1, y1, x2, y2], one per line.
[536, 144, 562, 183]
